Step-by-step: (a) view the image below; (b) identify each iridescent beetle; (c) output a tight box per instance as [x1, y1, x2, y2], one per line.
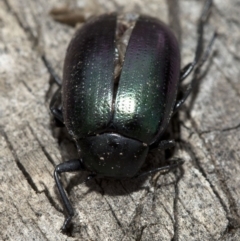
[45, 0, 215, 230]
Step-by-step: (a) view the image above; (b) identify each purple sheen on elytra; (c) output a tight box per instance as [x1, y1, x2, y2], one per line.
[62, 14, 117, 138]
[62, 13, 180, 145]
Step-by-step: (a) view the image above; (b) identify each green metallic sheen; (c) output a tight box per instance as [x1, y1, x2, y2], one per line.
[113, 16, 180, 144]
[62, 14, 116, 138]
[63, 14, 180, 146]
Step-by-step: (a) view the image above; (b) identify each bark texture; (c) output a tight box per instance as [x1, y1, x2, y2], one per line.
[1, 0, 240, 240]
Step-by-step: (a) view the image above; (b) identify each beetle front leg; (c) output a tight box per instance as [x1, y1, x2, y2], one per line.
[150, 139, 175, 150]
[134, 158, 184, 179]
[139, 140, 182, 178]
[54, 159, 85, 231]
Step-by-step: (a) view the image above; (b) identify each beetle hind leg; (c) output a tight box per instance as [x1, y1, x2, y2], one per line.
[179, 0, 213, 82]
[174, 32, 215, 113]
[42, 55, 62, 86]
[174, 0, 216, 113]
[54, 159, 86, 231]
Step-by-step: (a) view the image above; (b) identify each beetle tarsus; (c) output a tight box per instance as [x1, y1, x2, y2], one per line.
[180, 62, 196, 82]
[179, 0, 213, 82]
[174, 0, 215, 113]
[198, 31, 217, 69]
[42, 55, 62, 86]
[61, 216, 73, 232]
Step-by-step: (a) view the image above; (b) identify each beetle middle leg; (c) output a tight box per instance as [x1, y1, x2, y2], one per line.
[43, 55, 65, 126]
[54, 159, 87, 231]
[50, 87, 64, 126]
[42, 55, 62, 86]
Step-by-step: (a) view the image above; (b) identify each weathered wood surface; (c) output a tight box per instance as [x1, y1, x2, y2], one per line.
[1, 0, 240, 240]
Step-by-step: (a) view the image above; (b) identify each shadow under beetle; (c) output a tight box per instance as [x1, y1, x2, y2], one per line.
[46, 0, 215, 231]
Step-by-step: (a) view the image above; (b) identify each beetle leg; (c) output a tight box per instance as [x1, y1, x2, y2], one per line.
[54, 159, 85, 231]
[134, 158, 184, 179]
[42, 55, 62, 86]
[150, 139, 175, 150]
[51, 108, 64, 126]
[180, 0, 213, 82]
[174, 32, 216, 113]
[174, 81, 192, 113]
[50, 87, 64, 126]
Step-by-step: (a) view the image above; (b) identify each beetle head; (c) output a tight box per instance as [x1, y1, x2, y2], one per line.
[78, 133, 149, 178]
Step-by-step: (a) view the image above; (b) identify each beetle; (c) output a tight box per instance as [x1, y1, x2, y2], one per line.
[46, 0, 215, 231]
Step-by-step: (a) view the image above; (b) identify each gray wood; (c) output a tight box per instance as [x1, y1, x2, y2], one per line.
[0, 0, 239, 240]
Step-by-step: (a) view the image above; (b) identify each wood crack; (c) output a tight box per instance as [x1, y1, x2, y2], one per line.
[28, 123, 56, 167]
[178, 198, 217, 240]
[171, 166, 184, 241]
[191, 118, 240, 230]
[2, 129, 39, 193]
[214, 63, 240, 99]
[95, 179, 126, 235]
[3, 0, 38, 45]
[199, 122, 240, 135]
[1, 0, 239, 239]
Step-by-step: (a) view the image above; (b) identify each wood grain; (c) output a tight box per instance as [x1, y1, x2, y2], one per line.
[0, 0, 240, 240]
